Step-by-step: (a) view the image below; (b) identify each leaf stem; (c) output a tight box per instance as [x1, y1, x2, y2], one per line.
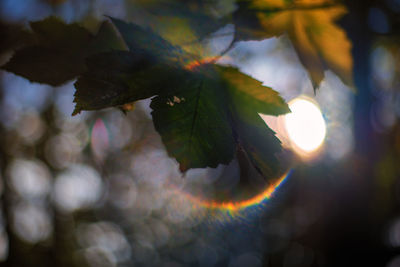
[188, 80, 204, 157]
[219, 37, 236, 58]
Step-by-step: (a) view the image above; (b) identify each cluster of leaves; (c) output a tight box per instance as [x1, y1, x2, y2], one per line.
[1, 0, 353, 180]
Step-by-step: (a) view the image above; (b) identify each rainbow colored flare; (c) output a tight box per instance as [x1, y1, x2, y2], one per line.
[184, 170, 292, 218]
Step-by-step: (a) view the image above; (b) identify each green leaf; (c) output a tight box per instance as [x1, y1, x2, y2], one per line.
[216, 66, 290, 116]
[150, 66, 235, 171]
[216, 65, 288, 178]
[230, 105, 284, 178]
[2, 17, 125, 86]
[73, 51, 186, 115]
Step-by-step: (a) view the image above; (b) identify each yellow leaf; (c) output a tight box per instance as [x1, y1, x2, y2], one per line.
[244, 0, 353, 88]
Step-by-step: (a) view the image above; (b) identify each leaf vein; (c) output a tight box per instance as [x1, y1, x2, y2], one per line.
[188, 79, 204, 156]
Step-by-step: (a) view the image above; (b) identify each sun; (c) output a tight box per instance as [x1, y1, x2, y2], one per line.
[284, 97, 327, 155]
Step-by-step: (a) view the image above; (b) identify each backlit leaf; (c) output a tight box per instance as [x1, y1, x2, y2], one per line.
[219, 66, 288, 178]
[231, 105, 284, 178]
[234, 0, 353, 88]
[216, 66, 290, 116]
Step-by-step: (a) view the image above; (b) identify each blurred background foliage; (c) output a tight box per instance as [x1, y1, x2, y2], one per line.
[0, 0, 400, 266]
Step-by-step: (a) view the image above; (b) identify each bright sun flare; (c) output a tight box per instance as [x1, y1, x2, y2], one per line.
[284, 97, 326, 154]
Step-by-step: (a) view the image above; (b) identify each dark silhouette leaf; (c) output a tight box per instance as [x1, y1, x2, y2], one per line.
[0, 22, 34, 62]
[2, 17, 125, 86]
[73, 51, 187, 115]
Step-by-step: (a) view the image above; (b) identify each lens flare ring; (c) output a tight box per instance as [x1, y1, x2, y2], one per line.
[172, 170, 292, 223]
